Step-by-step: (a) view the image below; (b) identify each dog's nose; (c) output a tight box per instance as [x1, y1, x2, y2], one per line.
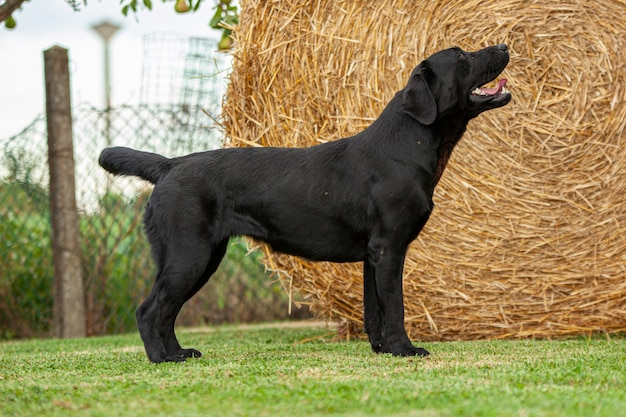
[497, 43, 508, 51]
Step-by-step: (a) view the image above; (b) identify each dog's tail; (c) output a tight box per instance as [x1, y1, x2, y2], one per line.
[99, 147, 173, 184]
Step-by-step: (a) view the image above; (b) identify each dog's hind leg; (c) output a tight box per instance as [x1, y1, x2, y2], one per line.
[137, 237, 228, 363]
[161, 239, 229, 360]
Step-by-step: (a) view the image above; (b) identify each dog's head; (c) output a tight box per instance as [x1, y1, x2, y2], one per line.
[402, 44, 511, 125]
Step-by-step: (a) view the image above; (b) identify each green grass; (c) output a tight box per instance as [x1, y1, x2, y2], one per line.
[1, 323, 624, 417]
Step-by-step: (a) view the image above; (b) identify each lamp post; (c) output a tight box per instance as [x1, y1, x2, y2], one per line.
[91, 21, 120, 148]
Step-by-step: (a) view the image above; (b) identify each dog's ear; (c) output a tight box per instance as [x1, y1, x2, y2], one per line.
[402, 63, 437, 125]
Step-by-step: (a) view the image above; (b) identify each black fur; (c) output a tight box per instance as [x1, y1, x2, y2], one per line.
[100, 44, 511, 363]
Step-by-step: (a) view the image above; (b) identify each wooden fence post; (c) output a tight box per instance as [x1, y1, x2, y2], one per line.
[44, 46, 86, 338]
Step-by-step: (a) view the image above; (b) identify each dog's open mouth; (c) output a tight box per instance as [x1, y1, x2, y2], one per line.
[469, 78, 511, 108]
[471, 78, 509, 97]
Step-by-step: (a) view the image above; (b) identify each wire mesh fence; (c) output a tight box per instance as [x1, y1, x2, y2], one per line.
[0, 101, 309, 339]
[1, 33, 313, 339]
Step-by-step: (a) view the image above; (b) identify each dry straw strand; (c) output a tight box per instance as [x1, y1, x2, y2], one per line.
[221, 0, 626, 341]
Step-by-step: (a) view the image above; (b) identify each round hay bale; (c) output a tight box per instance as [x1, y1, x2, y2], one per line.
[221, 0, 626, 340]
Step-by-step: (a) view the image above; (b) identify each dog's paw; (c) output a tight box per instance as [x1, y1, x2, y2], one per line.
[370, 336, 429, 357]
[385, 343, 430, 357]
[162, 348, 202, 363]
[409, 346, 430, 357]
[369, 338, 390, 354]
[178, 348, 202, 359]
[164, 354, 190, 363]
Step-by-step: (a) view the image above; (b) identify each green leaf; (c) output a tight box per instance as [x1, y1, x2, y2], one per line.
[209, 8, 222, 29]
[225, 14, 238, 26]
[143, 0, 152, 9]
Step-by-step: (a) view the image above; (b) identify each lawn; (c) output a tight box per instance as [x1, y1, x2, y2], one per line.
[1, 322, 624, 417]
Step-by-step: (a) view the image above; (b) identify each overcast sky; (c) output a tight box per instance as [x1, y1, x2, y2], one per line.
[0, 0, 221, 139]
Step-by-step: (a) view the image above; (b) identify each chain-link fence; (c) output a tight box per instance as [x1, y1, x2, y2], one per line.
[0, 102, 309, 339]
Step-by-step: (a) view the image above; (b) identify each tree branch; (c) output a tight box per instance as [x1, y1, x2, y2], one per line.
[0, 0, 26, 23]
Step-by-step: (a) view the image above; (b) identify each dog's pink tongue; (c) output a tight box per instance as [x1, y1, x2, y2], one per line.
[481, 79, 507, 95]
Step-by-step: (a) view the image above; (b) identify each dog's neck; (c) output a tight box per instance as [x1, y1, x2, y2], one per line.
[431, 116, 469, 186]
[364, 96, 471, 187]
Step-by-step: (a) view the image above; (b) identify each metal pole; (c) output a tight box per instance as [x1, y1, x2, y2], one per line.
[92, 21, 120, 148]
[103, 38, 112, 147]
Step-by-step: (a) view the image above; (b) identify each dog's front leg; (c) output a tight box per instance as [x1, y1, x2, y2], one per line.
[365, 241, 429, 357]
[363, 259, 388, 353]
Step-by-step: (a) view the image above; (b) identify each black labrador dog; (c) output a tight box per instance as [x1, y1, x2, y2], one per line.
[100, 44, 511, 363]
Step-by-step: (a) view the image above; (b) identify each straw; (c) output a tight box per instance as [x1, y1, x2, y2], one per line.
[221, 0, 626, 341]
